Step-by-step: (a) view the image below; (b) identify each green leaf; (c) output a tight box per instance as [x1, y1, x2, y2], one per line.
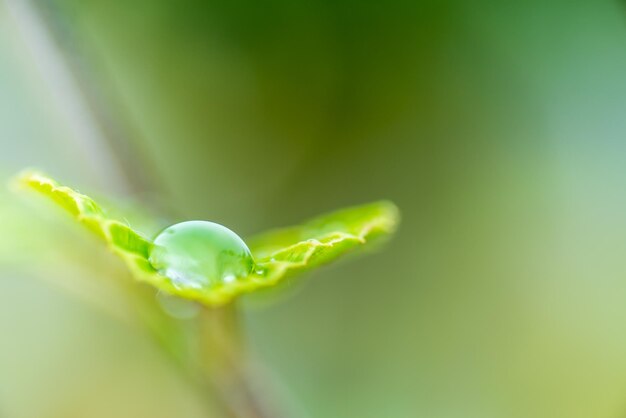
[12, 171, 164, 288]
[12, 171, 399, 306]
[248, 200, 399, 275]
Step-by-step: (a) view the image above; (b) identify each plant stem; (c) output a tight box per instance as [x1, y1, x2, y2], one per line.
[133, 291, 278, 417]
[196, 304, 277, 418]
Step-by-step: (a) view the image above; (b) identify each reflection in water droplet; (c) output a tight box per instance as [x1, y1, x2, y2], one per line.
[223, 274, 236, 284]
[149, 221, 255, 290]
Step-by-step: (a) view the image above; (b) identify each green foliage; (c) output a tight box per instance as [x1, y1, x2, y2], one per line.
[13, 171, 399, 306]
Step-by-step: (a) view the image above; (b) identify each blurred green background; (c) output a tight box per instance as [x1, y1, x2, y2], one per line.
[3, 0, 626, 417]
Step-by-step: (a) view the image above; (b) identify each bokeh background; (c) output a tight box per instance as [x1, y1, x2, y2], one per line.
[2, 0, 626, 417]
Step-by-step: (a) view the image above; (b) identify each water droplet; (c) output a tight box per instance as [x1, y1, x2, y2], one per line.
[156, 291, 201, 319]
[149, 221, 255, 290]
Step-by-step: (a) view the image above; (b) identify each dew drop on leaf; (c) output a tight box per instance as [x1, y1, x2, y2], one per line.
[149, 221, 255, 290]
